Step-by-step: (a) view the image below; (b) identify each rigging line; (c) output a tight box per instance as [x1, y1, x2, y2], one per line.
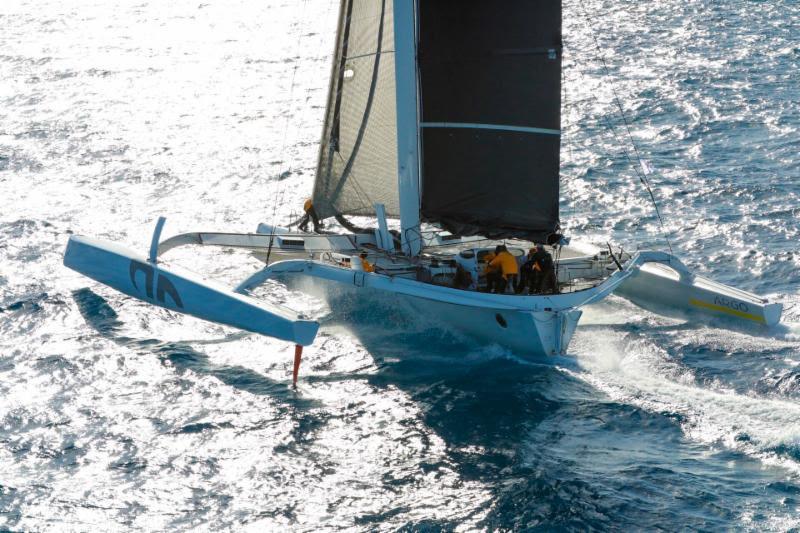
[564, 45, 648, 230]
[265, 0, 312, 264]
[590, 71, 668, 244]
[561, 61, 575, 232]
[282, 3, 341, 229]
[570, 55, 651, 209]
[329, 151, 375, 215]
[291, 1, 339, 195]
[573, 11, 652, 189]
[341, 166, 377, 213]
[576, 0, 674, 255]
[554, 245, 563, 285]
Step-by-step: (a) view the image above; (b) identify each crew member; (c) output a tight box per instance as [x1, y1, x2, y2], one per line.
[486, 245, 519, 293]
[483, 249, 499, 292]
[359, 251, 375, 273]
[520, 245, 544, 293]
[453, 264, 474, 290]
[517, 248, 538, 294]
[530, 244, 557, 294]
[298, 198, 323, 233]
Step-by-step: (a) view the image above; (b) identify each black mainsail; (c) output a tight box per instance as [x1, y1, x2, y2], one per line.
[418, 0, 563, 242]
[313, 0, 562, 244]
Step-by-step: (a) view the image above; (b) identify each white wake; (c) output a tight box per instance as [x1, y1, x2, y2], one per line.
[570, 304, 800, 475]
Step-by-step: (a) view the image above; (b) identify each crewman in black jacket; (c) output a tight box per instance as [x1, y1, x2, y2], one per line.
[520, 244, 557, 294]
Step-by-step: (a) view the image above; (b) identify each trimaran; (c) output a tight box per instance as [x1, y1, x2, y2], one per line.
[64, 0, 782, 385]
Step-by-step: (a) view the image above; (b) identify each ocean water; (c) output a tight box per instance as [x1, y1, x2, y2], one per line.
[2, 0, 800, 530]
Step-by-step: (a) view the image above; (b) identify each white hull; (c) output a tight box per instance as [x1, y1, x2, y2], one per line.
[239, 259, 629, 357]
[615, 261, 782, 327]
[281, 270, 582, 358]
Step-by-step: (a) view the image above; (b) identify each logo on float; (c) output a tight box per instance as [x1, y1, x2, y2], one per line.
[129, 260, 184, 309]
[714, 296, 748, 313]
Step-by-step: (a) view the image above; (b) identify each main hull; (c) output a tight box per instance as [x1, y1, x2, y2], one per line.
[257, 261, 590, 358]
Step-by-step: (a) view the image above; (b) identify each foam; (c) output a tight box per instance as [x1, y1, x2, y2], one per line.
[569, 326, 800, 475]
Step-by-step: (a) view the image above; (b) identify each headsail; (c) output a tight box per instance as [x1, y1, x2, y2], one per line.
[313, 0, 400, 219]
[417, 0, 563, 242]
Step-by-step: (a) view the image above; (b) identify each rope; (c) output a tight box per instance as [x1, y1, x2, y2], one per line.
[264, 0, 312, 264]
[264, 0, 339, 262]
[554, 244, 563, 284]
[561, 62, 575, 231]
[577, 0, 674, 255]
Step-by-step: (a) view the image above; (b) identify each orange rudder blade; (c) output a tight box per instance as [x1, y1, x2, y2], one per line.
[292, 344, 303, 388]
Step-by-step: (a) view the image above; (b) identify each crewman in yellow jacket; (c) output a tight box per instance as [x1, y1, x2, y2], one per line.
[298, 198, 322, 233]
[485, 245, 519, 293]
[360, 251, 375, 273]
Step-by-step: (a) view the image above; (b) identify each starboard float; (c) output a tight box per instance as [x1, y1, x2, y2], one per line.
[64, 0, 782, 385]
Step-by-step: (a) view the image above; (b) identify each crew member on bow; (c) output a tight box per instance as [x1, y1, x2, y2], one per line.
[486, 245, 519, 293]
[298, 198, 322, 233]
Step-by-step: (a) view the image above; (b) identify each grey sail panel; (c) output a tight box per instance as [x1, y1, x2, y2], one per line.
[312, 0, 399, 219]
[418, 0, 562, 242]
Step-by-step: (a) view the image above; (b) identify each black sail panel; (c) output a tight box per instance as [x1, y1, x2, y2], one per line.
[418, 0, 562, 241]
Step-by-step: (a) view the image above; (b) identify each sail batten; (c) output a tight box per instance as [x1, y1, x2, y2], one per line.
[421, 122, 561, 137]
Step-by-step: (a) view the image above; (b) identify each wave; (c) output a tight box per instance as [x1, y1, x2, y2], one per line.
[569, 310, 800, 475]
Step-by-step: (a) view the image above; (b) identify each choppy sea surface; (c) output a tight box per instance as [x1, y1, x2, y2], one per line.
[2, 0, 800, 530]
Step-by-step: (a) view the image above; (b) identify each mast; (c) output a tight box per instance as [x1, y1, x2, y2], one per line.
[393, 0, 422, 256]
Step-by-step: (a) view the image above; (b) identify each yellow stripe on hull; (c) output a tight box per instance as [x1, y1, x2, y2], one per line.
[688, 298, 765, 324]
